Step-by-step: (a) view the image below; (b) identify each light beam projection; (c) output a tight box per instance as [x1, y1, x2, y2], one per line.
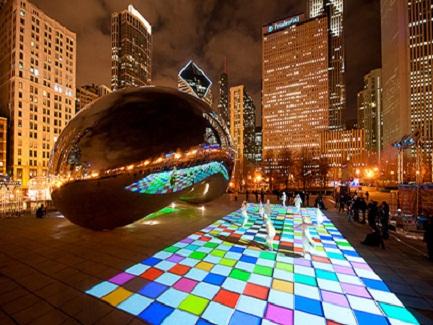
[86, 205, 419, 325]
[125, 161, 229, 195]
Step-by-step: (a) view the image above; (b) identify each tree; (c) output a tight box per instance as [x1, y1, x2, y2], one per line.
[318, 157, 329, 188]
[295, 148, 315, 191]
[278, 148, 294, 189]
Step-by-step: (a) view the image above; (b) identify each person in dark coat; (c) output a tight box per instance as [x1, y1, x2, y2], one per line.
[260, 189, 265, 203]
[367, 201, 378, 230]
[359, 198, 367, 224]
[379, 201, 390, 239]
[255, 190, 259, 203]
[424, 218, 433, 261]
[353, 196, 360, 222]
[36, 205, 44, 219]
[245, 190, 250, 202]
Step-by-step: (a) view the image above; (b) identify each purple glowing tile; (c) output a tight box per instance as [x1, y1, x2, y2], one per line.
[333, 265, 355, 275]
[351, 262, 372, 271]
[110, 272, 135, 285]
[295, 259, 311, 267]
[321, 290, 349, 308]
[168, 254, 185, 263]
[265, 303, 293, 325]
[173, 278, 198, 293]
[341, 283, 370, 298]
[181, 238, 194, 244]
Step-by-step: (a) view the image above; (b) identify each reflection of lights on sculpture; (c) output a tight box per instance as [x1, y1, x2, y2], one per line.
[49, 87, 234, 230]
[171, 202, 176, 209]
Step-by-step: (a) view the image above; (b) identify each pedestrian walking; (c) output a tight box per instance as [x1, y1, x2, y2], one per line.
[281, 192, 287, 207]
[260, 189, 265, 203]
[367, 201, 379, 230]
[263, 214, 276, 251]
[259, 201, 264, 217]
[265, 199, 272, 216]
[241, 201, 249, 227]
[294, 194, 302, 211]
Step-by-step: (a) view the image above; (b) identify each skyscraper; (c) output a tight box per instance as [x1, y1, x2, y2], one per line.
[76, 84, 111, 113]
[308, 0, 345, 129]
[380, 0, 410, 149]
[217, 72, 229, 127]
[0, 0, 76, 186]
[0, 117, 6, 175]
[178, 60, 212, 107]
[111, 5, 152, 91]
[255, 126, 262, 163]
[230, 85, 256, 187]
[357, 69, 383, 161]
[262, 15, 329, 169]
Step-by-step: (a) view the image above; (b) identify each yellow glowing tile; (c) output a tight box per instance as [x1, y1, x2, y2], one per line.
[102, 287, 133, 306]
[196, 261, 213, 271]
[272, 279, 293, 293]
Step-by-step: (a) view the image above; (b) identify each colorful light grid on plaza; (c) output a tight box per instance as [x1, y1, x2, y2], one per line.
[86, 205, 418, 325]
[125, 161, 229, 194]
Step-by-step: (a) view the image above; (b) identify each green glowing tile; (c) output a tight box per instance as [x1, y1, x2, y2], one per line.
[259, 251, 277, 261]
[229, 268, 251, 281]
[204, 242, 219, 249]
[164, 246, 179, 253]
[276, 262, 293, 273]
[211, 249, 226, 257]
[294, 274, 317, 286]
[379, 302, 418, 324]
[220, 258, 236, 267]
[179, 294, 209, 315]
[254, 265, 273, 277]
[189, 251, 207, 260]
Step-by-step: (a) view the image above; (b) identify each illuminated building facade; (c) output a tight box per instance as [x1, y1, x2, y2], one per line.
[178, 60, 212, 107]
[230, 85, 256, 186]
[408, 0, 433, 162]
[217, 72, 229, 127]
[111, 5, 152, 91]
[320, 129, 367, 179]
[308, 0, 345, 130]
[357, 69, 383, 161]
[0, 117, 6, 175]
[76, 84, 111, 113]
[380, 0, 410, 149]
[255, 126, 262, 163]
[262, 15, 329, 170]
[0, 0, 76, 186]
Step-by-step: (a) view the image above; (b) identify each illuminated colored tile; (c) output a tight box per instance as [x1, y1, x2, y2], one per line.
[86, 281, 117, 298]
[276, 262, 293, 273]
[321, 290, 349, 307]
[294, 274, 317, 286]
[220, 258, 237, 267]
[214, 289, 240, 308]
[192, 282, 220, 299]
[117, 293, 152, 315]
[102, 287, 133, 306]
[316, 269, 338, 281]
[272, 279, 293, 293]
[211, 264, 232, 276]
[142, 257, 161, 266]
[221, 277, 247, 293]
[211, 249, 226, 257]
[179, 294, 209, 316]
[295, 296, 323, 316]
[169, 264, 190, 275]
[341, 283, 370, 298]
[139, 301, 173, 324]
[140, 267, 163, 281]
[125, 263, 149, 276]
[265, 303, 293, 325]
[196, 261, 214, 271]
[353, 310, 389, 325]
[348, 295, 382, 315]
[379, 302, 418, 324]
[254, 264, 273, 277]
[259, 251, 277, 260]
[229, 310, 261, 325]
[139, 281, 168, 299]
[236, 294, 267, 317]
[173, 278, 198, 293]
[163, 245, 179, 253]
[362, 278, 389, 292]
[155, 272, 181, 286]
[240, 255, 257, 264]
[190, 251, 207, 260]
[229, 268, 251, 281]
[203, 273, 226, 286]
[244, 283, 269, 300]
[322, 302, 357, 325]
[162, 309, 198, 325]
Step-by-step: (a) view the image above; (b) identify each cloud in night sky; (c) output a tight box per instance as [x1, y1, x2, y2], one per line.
[33, 0, 381, 125]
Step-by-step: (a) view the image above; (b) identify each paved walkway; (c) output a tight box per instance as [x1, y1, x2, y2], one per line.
[0, 195, 432, 324]
[323, 199, 433, 324]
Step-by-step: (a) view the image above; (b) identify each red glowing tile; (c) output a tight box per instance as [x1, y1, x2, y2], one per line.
[244, 283, 269, 300]
[169, 264, 191, 275]
[214, 289, 240, 308]
[140, 267, 163, 281]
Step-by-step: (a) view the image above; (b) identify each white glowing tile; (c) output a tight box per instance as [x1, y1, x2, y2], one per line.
[347, 295, 383, 315]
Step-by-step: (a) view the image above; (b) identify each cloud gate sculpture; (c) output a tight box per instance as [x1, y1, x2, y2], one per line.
[49, 87, 234, 230]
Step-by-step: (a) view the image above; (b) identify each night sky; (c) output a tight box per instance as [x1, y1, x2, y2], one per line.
[33, 0, 381, 125]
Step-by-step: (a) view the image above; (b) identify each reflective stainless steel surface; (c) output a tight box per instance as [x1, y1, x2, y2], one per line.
[49, 86, 234, 230]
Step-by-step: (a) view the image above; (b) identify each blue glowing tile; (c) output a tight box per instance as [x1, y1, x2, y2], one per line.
[202, 301, 235, 324]
[162, 309, 199, 325]
[203, 273, 226, 286]
[229, 310, 261, 325]
[125, 263, 150, 276]
[341, 250, 359, 257]
[196, 319, 213, 325]
[295, 296, 324, 316]
[139, 281, 168, 299]
[139, 301, 173, 324]
[142, 257, 161, 266]
[361, 278, 389, 292]
[192, 282, 220, 299]
[185, 268, 208, 281]
[157, 288, 188, 308]
[117, 293, 152, 315]
[154, 272, 181, 286]
[240, 255, 258, 264]
[353, 310, 389, 325]
[229, 246, 245, 254]
[86, 281, 117, 298]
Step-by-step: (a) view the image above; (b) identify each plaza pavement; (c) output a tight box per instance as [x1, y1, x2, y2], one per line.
[0, 195, 431, 324]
